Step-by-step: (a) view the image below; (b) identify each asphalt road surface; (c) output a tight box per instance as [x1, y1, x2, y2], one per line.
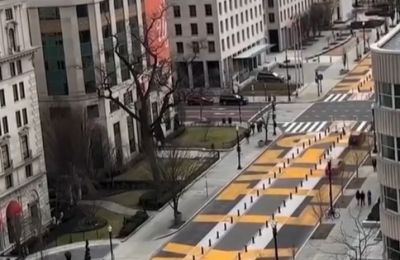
[295, 101, 373, 122]
[184, 103, 269, 123]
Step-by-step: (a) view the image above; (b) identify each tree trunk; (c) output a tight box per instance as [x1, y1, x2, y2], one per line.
[139, 101, 161, 186]
[173, 198, 181, 225]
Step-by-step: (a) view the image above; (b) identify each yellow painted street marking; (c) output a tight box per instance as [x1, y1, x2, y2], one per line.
[151, 257, 183, 260]
[242, 248, 294, 259]
[217, 183, 250, 200]
[295, 148, 325, 164]
[262, 188, 295, 196]
[164, 243, 199, 255]
[236, 174, 270, 181]
[201, 249, 237, 260]
[276, 134, 313, 148]
[254, 149, 284, 164]
[280, 167, 324, 178]
[193, 214, 227, 223]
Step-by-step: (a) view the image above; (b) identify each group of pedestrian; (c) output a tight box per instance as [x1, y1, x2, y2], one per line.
[244, 121, 264, 144]
[356, 190, 372, 207]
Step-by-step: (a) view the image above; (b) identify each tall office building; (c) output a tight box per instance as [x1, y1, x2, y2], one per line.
[167, 0, 269, 89]
[0, 0, 51, 253]
[27, 0, 175, 170]
[372, 24, 400, 259]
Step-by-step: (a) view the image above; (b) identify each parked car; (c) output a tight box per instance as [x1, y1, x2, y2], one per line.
[186, 95, 214, 106]
[257, 71, 285, 83]
[219, 94, 249, 105]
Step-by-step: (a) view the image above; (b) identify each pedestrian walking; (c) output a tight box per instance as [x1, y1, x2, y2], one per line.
[250, 123, 255, 135]
[360, 190, 366, 207]
[372, 158, 377, 172]
[367, 190, 372, 206]
[355, 190, 360, 206]
[256, 120, 263, 133]
[245, 129, 250, 144]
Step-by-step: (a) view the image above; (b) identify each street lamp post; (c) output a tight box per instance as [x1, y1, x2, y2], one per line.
[285, 27, 291, 102]
[236, 125, 242, 170]
[271, 220, 279, 260]
[371, 104, 377, 153]
[108, 225, 114, 260]
[264, 112, 270, 144]
[326, 160, 339, 219]
[362, 21, 367, 54]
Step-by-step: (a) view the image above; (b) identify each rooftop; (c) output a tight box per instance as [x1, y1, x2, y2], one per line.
[382, 30, 400, 50]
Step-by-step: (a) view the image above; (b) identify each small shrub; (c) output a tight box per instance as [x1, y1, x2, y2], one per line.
[118, 211, 149, 237]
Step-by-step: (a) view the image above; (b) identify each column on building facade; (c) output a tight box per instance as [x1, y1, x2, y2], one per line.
[187, 62, 194, 89]
[203, 61, 209, 88]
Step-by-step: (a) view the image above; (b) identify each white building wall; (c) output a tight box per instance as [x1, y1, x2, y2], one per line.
[0, 0, 50, 253]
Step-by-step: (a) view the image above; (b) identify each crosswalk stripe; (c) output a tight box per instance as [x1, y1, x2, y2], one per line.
[308, 121, 321, 132]
[315, 122, 327, 132]
[324, 94, 335, 102]
[291, 122, 304, 133]
[338, 94, 349, 102]
[282, 122, 290, 127]
[356, 121, 368, 132]
[299, 122, 312, 132]
[331, 94, 342, 102]
[285, 122, 297, 132]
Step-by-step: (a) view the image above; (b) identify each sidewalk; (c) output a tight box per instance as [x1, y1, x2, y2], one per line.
[297, 165, 381, 260]
[78, 200, 146, 216]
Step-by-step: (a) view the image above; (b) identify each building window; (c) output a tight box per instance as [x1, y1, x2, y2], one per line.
[221, 39, 225, 51]
[191, 23, 198, 35]
[5, 9, 13, 20]
[383, 185, 398, 212]
[76, 4, 88, 17]
[151, 102, 158, 123]
[189, 5, 197, 17]
[127, 116, 136, 153]
[87, 104, 99, 118]
[205, 4, 212, 16]
[21, 135, 29, 159]
[16, 60, 22, 74]
[173, 6, 181, 17]
[219, 2, 222, 15]
[9, 62, 15, 77]
[123, 90, 133, 105]
[0, 90, 5, 107]
[378, 82, 393, 108]
[2, 117, 7, 134]
[192, 41, 200, 53]
[387, 237, 400, 260]
[22, 108, 28, 125]
[1, 145, 10, 170]
[110, 99, 120, 113]
[8, 28, 16, 52]
[269, 13, 275, 23]
[176, 42, 184, 53]
[15, 111, 21, 128]
[381, 134, 395, 160]
[164, 108, 171, 130]
[220, 21, 224, 33]
[206, 23, 214, 35]
[114, 0, 123, 9]
[25, 164, 32, 178]
[208, 41, 215, 53]
[19, 82, 25, 99]
[12, 84, 18, 102]
[175, 24, 182, 36]
[5, 174, 12, 189]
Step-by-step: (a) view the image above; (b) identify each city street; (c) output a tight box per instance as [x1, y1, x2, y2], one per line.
[184, 103, 270, 123]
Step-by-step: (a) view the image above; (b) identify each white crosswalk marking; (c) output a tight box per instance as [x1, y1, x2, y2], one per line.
[323, 93, 350, 102]
[356, 121, 367, 132]
[280, 121, 328, 133]
[291, 122, 304, 133]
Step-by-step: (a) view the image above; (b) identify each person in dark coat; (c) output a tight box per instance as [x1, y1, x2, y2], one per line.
[355, 190, 360, 206]
[245, 129, 250, 144]
[250, 123, 256, 135]
[372, 158, 377, 172]
[256, 120, 263, 133]
[367, 190, 372, 206]
[360, 190, 366, 207]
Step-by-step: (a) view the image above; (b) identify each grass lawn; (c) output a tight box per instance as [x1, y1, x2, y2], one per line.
[241, 80, 297, 96]
[172, 126, 245, 149]
[56, 208, 125, 245]
[105, 190, 149, 209]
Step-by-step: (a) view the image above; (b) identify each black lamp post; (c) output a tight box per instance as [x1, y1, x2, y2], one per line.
[271, 220, 279, 260]
[238, 99, 242, 125]
[236, 125, 242, 170]
[371, 104, 377, 153]
[362, 21, 367, 54]
[326, 160, 339, 219]
[285, 27, 291, 102]
[108, 225, 114, 260]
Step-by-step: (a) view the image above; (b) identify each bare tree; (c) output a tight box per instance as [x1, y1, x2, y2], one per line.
[331, 209, 379, 260]
[97, 6, 201, 188]
[157, 148, 206, 225]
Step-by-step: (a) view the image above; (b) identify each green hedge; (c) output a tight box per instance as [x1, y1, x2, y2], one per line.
[138, 189, 173, 210]
[117, 211, 149, 238]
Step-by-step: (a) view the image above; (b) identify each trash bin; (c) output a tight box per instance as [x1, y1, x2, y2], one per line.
[258, 140, 264, 147]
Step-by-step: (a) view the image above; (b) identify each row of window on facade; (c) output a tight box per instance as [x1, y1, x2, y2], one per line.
[377, 82, 400, 109]
[221, 22, 263, 51]
[267, 0, 313, 23]
[219, 12, 263, 34]
[218, 0, 260, 16]
[0, 60, 23, 81]
[173, 4, 213, 18]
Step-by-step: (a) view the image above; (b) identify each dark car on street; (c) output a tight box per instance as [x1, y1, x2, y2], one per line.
[219, 94, 249, 105]
[186, 95, 214, 106]
[257, 71, 285, 83]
